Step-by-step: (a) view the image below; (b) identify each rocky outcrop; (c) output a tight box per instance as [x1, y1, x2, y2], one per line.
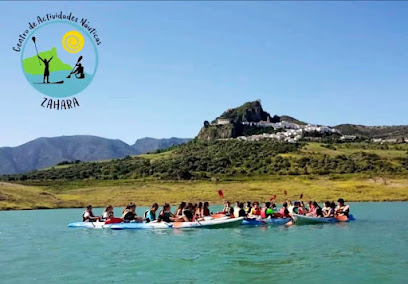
[198, 100, 273, 141]
[197, 125, 236, 141]
[220, 100, 270, 123]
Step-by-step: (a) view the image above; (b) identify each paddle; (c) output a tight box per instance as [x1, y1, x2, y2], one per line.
[217, 189, 226, 205]
[163, 222, 172, 228]
[269, 194, 277, 201]
[67, 56, 83, 78]
[32, 37, 41, 65]
[196, 218, 203, 226]
[218, 189, 224, 199]
[299, 193, 303, 200]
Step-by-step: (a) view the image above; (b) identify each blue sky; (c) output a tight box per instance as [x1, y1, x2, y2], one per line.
[1, 1, 407, 147]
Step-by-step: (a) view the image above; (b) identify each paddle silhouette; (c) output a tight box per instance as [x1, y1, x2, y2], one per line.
[32, 37, 41, 66]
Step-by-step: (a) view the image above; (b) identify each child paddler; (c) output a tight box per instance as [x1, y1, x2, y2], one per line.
[82, 205, 100, 222]
[335, 198, 350, 217]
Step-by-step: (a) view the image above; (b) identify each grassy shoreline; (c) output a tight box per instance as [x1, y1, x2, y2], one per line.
[1, 174, 408, 210]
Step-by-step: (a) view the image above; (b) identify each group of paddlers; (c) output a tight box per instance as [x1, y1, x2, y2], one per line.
[222, 198, 350, 219]
[82, 201, 212, 223]
[81, 199, 350, 223]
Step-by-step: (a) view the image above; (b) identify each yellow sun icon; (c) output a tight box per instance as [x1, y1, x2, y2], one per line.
[62, 31, 84, 53]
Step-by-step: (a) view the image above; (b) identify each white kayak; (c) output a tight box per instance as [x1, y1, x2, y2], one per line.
[68, 221, 114, 229]
[110, 217, 244, 230]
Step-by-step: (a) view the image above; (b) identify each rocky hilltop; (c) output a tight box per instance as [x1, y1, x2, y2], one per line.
[219, 100, 271, 123]
[198, 100, 408, 142]
[198, 100, 307, 141]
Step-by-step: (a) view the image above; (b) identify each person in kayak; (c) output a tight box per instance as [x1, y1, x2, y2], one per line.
[245, 201, 252, 215]
[202, 201, 211, 217]
[261, 202, 274, 219]
[271, 202, 277, 210]
[233, 201, 241, 218]
[101, 205, 114, 221]
[158, 203, 172, 222]
[249, 202, 261, 217]
[335, 198, 350, 217]
[38, 55, 53, 83]
[174, 202, 186, 217]
[297, 201, 308, 215]
[307, 201, 315, 213]
[195, 202, 203, 219]
[144, 203, 159, 223]
[307, 201, 322, 217]
[223, 201, 233, 216]
[278, 202, 291, 218]
[287, 201, 294, 215]
[182, 203, 194, 222]
[237, 202, 247, 218]
[322, 201, 334, 218]
[191, 203, 198, 220]
[288, 201, 300, 215]
[330, 201, 336, 214]
[158, 203, 183, 222]
[82, 205, 100, 222]
[72, 63, 85, 79]
[121, 202, 142, 222]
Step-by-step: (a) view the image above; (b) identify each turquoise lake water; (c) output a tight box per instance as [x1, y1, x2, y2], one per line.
[1, 202, 407, 283]
[25, 71, 93, 98]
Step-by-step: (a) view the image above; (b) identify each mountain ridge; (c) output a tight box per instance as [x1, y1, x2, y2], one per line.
[0, 135, 191, 175]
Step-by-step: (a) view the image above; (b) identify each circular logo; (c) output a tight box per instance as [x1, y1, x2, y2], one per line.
[21, 21, 98, 98]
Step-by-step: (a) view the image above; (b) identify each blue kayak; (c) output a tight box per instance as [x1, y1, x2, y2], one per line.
[264, 218, 291, 225]
[242, 219, 266, 226]
[242, 218, 291, 226]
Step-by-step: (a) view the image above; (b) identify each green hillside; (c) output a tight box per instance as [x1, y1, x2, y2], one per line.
[2, 140, 408, 182]
[23, 47, 72, 75]
[2, 141, 408, 209]
[280, 115, 307, 125]
[335, 124, 408, 139]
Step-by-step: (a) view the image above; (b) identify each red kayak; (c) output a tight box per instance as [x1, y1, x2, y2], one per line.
[104, 218, 123, 224]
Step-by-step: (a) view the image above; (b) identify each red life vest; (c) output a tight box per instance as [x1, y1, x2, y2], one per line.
[260, 208, 267, 218]
[252, 208, 261, 216]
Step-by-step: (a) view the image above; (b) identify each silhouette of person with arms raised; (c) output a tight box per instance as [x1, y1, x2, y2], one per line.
[72, 63, 85, 79]
[38, 55, 53, 83]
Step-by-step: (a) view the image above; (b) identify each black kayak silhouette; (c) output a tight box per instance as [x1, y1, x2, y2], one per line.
[33, 81, 64, 84]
